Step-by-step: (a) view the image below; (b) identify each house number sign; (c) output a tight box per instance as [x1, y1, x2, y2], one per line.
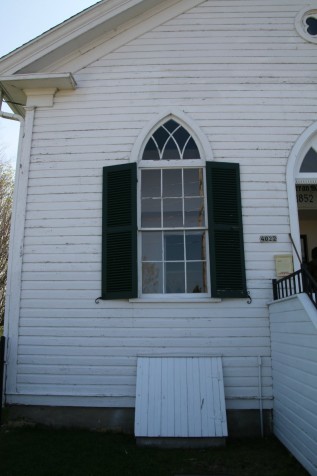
[260, 235, 277, 242]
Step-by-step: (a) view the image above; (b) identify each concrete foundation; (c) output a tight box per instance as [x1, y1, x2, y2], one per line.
[5, 406, 134, 433]
[4, 405, 272, 438]
[226, 409, 272, 438]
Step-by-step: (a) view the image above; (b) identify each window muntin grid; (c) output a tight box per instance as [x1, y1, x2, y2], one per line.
[139, 120, 208, 296]
[140, 167, 208, 295]
[142, 119, 201, 161]
[141, 168, 205, 228]
[142, 230, 207, 294]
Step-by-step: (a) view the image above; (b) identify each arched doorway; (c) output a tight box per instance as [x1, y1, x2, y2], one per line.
[287, 124, 317, 269]
[296, 145, 317, 264]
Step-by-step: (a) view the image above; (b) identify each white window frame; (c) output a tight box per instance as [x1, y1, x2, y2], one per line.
[295, 136, 317, 184]
[137, 118, 211, 299]
[295, 5, 317, 44]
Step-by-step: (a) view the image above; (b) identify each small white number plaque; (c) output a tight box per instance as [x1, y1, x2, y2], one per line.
[260, 235, 277, 242]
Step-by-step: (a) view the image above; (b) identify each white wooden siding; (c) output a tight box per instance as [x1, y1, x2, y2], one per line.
[269, 295, 317, 476]
[7, 0, 317, 410]
[135, 356, 227, 437]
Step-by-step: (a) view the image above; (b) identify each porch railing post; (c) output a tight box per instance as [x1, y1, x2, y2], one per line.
[272, 279, 278, 300]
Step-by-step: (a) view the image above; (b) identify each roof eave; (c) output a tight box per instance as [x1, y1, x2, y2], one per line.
[0, 0, 163, 75]
[0, 73, 77, 116]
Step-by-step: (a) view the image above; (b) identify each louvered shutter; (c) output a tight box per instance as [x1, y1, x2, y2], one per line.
[102, 163, 137, 299]
[206, 162, 247, 298]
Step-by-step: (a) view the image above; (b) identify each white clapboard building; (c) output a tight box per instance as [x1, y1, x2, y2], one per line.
[1, 0, 317, 468]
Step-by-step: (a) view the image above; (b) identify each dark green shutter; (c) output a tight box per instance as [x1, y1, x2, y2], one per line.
[206, 162, 247, 298]
[102, 163, 137, 299]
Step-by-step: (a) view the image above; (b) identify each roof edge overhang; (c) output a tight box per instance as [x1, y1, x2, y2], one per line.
[0, 0, 164, 76]
[0, 73, 77, 116]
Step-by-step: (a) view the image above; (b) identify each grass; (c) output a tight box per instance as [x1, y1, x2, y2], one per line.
[0, 427, 308, 476]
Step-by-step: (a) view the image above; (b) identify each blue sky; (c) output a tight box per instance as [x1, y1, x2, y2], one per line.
[0, 0, 100, 165]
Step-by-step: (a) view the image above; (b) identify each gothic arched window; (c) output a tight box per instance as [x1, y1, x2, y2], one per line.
[140, 120, 207, 295]
[101, 118, 247, 301]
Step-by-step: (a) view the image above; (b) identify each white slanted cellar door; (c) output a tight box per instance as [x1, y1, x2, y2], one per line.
[134, 356, 227, 446]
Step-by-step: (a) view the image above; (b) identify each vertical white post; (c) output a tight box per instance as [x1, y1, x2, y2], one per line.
[258, 356, 264, 437]
[4, 106, 35, 396]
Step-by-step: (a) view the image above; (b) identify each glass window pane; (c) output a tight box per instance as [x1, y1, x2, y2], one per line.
[306, 17, 317, 36]
[141, 170, 161, 198]
[173, 127, 190, 152]
[164, 232, 184, 261]
[165, 262, 185, 293]
[141, 199, 161, 227]
[183, 137, 200, 160]
[142, 262, 163, 293]
[142, 137, 160, 161]
[163, 198, 183, 227]
[184, 198, 205, 227]
[163, 120, 179, 133]
[187, 262, 207, 293]
[142, 232, 162, 261]
[300, 147, 317, 172]
[140, 162, 208, 295]
[184, 168, 204, 197]
[186, 231, 206, 260]
[162, 138, 180, 160]
[163, 169, 182, 197]
[153, 127, 169, 151]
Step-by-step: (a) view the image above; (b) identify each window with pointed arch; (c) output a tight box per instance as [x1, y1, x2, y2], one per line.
[139, 119, 208, 295]
[101, 118, 248, 301]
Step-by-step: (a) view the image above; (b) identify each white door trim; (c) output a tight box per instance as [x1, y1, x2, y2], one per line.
[287, 122, 317, 270]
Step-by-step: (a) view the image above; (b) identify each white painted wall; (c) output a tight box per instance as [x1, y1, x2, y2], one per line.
[269, 294, 317, 476]
[5, 0, 317, 415]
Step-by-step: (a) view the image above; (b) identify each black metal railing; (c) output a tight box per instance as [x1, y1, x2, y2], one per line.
[272, 266, 317, 309]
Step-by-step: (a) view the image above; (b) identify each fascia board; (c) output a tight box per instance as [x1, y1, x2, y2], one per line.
[0, 0, 163, 76]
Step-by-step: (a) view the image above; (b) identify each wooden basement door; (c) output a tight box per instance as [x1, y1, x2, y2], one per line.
[134, 356, 228, 438]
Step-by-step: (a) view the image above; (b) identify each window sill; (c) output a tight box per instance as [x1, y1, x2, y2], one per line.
[129, 297, 222, 303]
